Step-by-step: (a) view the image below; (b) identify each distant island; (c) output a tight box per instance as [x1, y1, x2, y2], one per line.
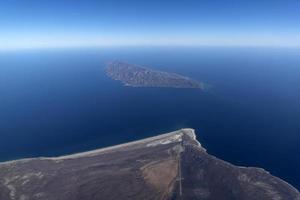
[105, 61, 205, 89]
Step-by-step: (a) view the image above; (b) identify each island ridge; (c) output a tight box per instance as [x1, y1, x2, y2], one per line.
[0, 129, 299, 200]
[106, 61, 205, 89]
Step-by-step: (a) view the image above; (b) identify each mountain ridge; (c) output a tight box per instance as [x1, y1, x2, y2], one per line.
[0, 129, 299, 200]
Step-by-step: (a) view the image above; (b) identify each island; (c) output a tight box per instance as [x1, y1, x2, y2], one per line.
[105, 61, 205, 89]
[0, 129, 299, 200]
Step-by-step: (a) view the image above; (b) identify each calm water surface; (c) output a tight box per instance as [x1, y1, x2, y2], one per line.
[0, 47, 300, 189]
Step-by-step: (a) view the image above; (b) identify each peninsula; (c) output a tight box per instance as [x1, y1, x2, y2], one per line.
[105, 61, 205, 89]
[0, 129, 299, 200]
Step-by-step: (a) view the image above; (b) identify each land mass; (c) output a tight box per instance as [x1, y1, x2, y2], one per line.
[0, 129, 299, 200]
[105, 61, 205, 89]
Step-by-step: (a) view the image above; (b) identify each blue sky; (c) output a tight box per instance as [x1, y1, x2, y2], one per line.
[1, 0, 300, 49]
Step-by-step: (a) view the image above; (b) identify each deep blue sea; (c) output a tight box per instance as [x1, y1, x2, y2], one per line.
[0, 47, 300, 189]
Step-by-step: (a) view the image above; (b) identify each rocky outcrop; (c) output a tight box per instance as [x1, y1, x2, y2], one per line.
[0, 129, 299, 200]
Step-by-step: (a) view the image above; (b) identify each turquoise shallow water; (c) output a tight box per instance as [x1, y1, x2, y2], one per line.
[0, 47, 300, 189]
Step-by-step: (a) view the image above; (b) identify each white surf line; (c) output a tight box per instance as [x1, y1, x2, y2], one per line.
[0, 129, 193, 164]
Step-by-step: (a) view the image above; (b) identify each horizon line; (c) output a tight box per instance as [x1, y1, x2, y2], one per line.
[1, 43, 300, 52]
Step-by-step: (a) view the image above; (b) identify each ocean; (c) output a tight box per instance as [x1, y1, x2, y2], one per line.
[0, 47, 299, 189]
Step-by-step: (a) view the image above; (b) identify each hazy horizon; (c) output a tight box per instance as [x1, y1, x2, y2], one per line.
[1, 0, 300, 50]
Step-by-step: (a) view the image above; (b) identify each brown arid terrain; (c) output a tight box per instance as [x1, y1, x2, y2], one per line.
[0, 129, 299, 200]
[105, 61, 206, 89]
